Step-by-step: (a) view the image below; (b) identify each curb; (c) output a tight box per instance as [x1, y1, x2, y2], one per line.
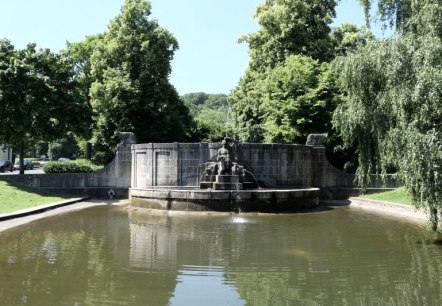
[349, 197, 428, 222]
[0, 197, 90, 221]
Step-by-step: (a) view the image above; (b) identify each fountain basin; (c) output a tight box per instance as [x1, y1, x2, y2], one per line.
[130, 187, 320, 212]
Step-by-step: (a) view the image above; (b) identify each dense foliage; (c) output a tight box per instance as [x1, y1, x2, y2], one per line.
[48, 134, 81, 160]
[229, 0, 371, 145]
[0, 40, 89, 173]
[43, 159, 103, 173]
[65, 35, 102, 160]
[89, 0, 192, 161]
[241, 0, 338, 70]
[182, 93, 231, 142]
[334, 0, 442, 230]
[262, 55, 340, 143]
[1, 0, 194, 166]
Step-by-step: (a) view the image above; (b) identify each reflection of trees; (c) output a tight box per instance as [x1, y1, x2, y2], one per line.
[223, 211, 442, 305]
[128, 210, 442, 304]
[0, 207, 177, 306]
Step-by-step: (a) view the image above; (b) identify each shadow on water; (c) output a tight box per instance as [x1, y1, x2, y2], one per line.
[416, 237, 442, 246]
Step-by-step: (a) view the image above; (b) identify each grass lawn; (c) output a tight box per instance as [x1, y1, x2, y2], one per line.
[360, 187, 413, 205]
[0, 180, 71, 214]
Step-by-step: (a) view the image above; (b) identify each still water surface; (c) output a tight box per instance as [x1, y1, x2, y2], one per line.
[0, 205, 441, 305]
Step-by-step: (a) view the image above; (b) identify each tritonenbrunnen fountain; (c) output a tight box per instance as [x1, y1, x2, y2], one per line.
[0, 131, 359, 212]
[129, 132, 355, 212]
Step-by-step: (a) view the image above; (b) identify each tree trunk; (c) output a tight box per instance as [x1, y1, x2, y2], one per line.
[19, 141, 25, 175]
[85, 127, 92, 160]
[86, 142, 92, 160]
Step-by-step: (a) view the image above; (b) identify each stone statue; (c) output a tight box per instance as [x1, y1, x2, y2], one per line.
[217, 138, 233, 175]
[204, 162, 217, 176]
[116, 132, 137, 147]
[306, 133, 328, 147]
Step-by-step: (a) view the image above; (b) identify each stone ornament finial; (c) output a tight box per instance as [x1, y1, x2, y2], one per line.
[116, 131, 137, 147]
[306, 133, 328, 147]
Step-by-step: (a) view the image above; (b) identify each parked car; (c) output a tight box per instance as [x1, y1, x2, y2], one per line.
[0, 160, 14, 172]
[39, 157, 52, 165]
[58, 157, 71, 162]
[14, 159, 34, 170]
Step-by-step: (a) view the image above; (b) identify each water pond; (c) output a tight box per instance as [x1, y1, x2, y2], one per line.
[0, 204, 441, 305]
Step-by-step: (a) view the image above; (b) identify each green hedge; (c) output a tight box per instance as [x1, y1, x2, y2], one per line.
[43, 159, 103, 173]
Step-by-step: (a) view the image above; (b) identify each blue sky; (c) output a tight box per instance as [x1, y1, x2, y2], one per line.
[0, 0, 377, 95]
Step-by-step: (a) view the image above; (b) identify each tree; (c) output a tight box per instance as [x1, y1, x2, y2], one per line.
[65, 35, 102, 160]
[90, 0, 191, 159]
[229, 0, 339, 143]
[182, 93, 231, 142]
[48, 134, 81, 160]
[241, 0, 338, 70]
[34, 141, 49, 158]
[359, 0, 442, 36]
[262, 55, 340, 143]
[333, 0, 442, 230]
[229, 68, 268, 142]
[0, 40, 87, 173]
[330, 23, 375, 56]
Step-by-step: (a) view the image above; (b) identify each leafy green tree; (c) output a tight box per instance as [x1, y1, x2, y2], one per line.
[34, 141, 49, 158]
[241, 0, 338, 70]
[359, 0, 442, 36]
[229, 68, 268, 142]
[90, 0, 191, 158]
[262, 55, 340, 144]
[331, 23, 375, 56]
[182, 93, 231, 141]
[182, 92, 210, 108]
[334, 0, 442, 230]
[0, 40, 87, 173]
[48, 134, 81, 160]
[230, 0, 339, 143]
[65, 35, 102, 160]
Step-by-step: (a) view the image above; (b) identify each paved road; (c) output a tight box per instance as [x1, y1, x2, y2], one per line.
[0, 168, 45, 175]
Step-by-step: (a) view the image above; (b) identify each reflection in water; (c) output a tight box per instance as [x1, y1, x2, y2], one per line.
[0, 206, 441, 305]
[171, 265, 244, 306]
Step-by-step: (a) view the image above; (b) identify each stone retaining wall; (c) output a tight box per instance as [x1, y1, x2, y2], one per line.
[131, 142, 360, 198]
[0, 144, 132, 199]
[0, 141, 401, 200]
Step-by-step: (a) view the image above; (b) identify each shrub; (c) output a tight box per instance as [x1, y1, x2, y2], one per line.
[43, 159, 103, 173]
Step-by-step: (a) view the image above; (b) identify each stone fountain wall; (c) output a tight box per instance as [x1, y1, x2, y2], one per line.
[0, 139, 395, 200]
[131, 142, 355, 196]
[0, 143, 133, 198]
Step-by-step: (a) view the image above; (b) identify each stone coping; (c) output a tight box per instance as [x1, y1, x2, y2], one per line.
[130, 187, 320, 201]
[0, 197, 89, 221]
[0, 199, 130, 233]
[349, 197, 428, 223]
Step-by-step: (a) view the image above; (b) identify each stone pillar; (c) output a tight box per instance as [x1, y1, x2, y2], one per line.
[306, 133, 355, 199]
[115, 144, 133, 188]
[115, 132, 137, 188]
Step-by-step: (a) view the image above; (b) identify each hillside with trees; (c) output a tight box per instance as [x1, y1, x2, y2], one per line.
[182, 93, 231, 142]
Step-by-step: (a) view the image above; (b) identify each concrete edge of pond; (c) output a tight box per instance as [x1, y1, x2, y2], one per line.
[0, 197, 431, 234]
[0, 199, 130, 234]
[348, 197, 429, 223]
[0, 198, 91, 221]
